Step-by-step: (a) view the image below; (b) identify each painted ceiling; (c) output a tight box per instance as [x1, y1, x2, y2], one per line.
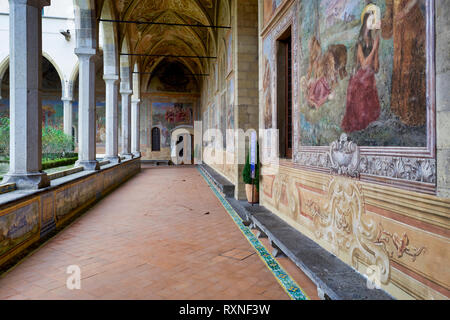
[108, 0, 227, 89]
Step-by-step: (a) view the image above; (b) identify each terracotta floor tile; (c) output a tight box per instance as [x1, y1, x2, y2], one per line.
[0, 166, 318, 300]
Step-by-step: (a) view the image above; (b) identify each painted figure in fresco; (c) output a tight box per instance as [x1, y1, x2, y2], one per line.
[305, 36, 331, 109]
[341, 6, 381, 133]
[263, 57, 273, 128]
[381, 0, 426, 127]
[303, 36, 348, 109]
[173, 103, 191, 123]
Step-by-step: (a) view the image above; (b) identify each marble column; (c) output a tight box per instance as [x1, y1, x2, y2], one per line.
[104, 75, 120, 163]
[120, 89, 133, 158]
[62, 97, 73, 137]
[75, 48, 99, 171]
[131, 98, 141, 158]
[2, 0, 51, 189]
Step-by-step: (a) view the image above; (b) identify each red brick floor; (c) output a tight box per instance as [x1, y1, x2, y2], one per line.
[0, 165, 318, 300]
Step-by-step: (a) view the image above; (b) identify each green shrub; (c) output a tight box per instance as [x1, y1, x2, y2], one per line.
[41, 157, 78, 170]
[42, 126, 74, 158]
[242, 142, 260, 192]
[0, 119, 74, 161]
[0, 117, 10, 159]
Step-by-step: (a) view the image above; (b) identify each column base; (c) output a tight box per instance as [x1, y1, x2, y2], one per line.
[104, 156, 121, 164]
[132, 152, 141, 158]
[2, 172, 50, 190]
[76, 160, 100, 171]
[121, 153, 134, 160]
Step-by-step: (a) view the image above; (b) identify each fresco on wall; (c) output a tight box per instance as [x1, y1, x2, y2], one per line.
[263, 35, 274, 129]
[227, 78, 235, 130]
[152, 102, 193, 148]
[203, 109, 208, 147]
[0, 99, 66, 130]
[226, 78, 235, 152]
[264, 0, 285, 25]
[210, 103, 217, 130]
[0, 201, 39, 256]
[96, 103, 106, 143]
[221, 93, 227, 148]
[299, 0, 427, 147]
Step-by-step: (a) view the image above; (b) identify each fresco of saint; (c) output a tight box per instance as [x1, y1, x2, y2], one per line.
[341, 4, 381, 133]
[381, 0, 426, 127]
[263, 57, 273, 129]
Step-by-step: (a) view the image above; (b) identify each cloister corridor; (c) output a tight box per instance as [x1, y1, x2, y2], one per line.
[0, 165, 318, 300]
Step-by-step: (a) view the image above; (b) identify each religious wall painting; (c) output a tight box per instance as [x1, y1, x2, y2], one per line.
[202, 109, 209, 148]
[1, 99, 66, 130]
[96, 102, 106, 144]
[152, 102, 193, 148]
[221, 93, 227, 148]
[263, 34, 274, 129]
[299, 0, 427, 148]
[227, 78, 235, 130]
[42, 100, 64, 129]
[226, 78, 235, 152]
[0, 201, 39, 257]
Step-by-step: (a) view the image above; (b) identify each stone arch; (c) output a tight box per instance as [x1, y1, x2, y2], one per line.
[100, 0, 119, 77]
[0, 54, 65, 100]
[120, 36, 132, 91]
[68, 62, 79, 100]
[42, 52, 66, 95]
[217, 38, 227, 91]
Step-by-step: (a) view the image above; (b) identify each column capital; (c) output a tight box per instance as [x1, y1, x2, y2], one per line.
[10, 0, 50, 8]
[74, 47, 97, 57]
[120, 89, 133, 96]
[61, 96, 73, 102]
[103, 74, 120, 82]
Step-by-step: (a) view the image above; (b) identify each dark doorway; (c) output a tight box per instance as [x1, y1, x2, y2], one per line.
[276, 27, 292, 159]
[152, 127, 161, 152]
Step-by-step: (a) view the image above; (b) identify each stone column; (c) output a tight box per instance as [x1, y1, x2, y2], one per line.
[62, 97, 73, 137]
[2, 0, 50, 189]
[75, 48, 99, 171]
[120, 89, 133, 158]
[104, 75, 120, 163]
[131, 98, 141, 158]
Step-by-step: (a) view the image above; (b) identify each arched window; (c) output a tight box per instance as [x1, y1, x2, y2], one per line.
[152, 127, 161, 152]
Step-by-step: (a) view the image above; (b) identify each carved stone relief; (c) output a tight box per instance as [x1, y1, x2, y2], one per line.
[294, 136, 436, 185]
[329, 133, 360, 178]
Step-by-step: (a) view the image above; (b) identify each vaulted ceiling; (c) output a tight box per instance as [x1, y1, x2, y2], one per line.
[106, 0, 227, 90]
